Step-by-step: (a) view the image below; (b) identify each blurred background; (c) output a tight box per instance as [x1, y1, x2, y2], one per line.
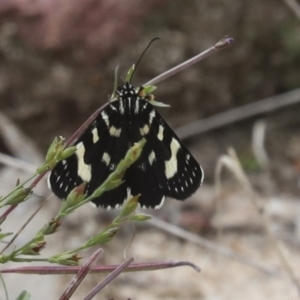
[0, 0, 300, 299]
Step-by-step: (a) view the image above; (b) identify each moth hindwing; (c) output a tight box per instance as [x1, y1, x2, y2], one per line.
[48, 79, 204, 209]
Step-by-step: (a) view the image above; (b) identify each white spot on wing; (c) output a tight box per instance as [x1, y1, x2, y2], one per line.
[154, 196, 165, 209]
[109, 126, 121, 137]
[110, 104, 117, 111]
[157, 125, 164, 141]
[140, 124, 150, 136]
[102, 152, 111, 166]
[76, 142, 92, 182]
[149, 110, 155, 125]
[101, 111, 110, 128]
[148, 151, 156, 165]
[200, 165, 205, 184]
[92, 128, 99, 143]
[165, 138, 180, 179]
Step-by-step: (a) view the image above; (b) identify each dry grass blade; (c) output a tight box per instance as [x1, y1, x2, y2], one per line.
[251, 120, 269, 169]
[83, 257, 134, 300]
[215, 148, 300, 296]
[0, 260, 200, 275]
[59, 249, 103, 300]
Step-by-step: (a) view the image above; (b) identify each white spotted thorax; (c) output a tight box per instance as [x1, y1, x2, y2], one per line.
[48, 80, 204, 209]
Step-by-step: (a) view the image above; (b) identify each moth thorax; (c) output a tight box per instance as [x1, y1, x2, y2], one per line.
[123, 96, 140, 115]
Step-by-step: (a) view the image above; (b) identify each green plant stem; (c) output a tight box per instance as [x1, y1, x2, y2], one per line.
[11, 257, 48, 263]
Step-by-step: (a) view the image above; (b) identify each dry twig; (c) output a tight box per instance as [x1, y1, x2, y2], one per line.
[176, 88, 300, 140]
[149, 216, 281, 277]
[283, 0, 300, 19]
[83, 257, 134, 300]
[1, 260, 200, 275]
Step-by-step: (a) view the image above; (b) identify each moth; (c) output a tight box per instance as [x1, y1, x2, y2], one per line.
[48, 68, 204, 209]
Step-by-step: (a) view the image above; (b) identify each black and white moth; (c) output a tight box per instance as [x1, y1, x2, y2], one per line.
[48, 73, 204, 209]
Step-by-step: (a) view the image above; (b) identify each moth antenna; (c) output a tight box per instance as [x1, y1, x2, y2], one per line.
[129, 37, 160, 84]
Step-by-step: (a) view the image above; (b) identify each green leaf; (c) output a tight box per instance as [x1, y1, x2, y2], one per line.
[45, 136, 59, 162]
[125, 65, 135, 82]
[16, 291, 31, 300]
[0, 254, 10, 264]
[110, 65, 120, 101]
[45, 136, 65, 163]
[40, 219, 61, 235]
[148, 99, 170, 107]
[143, 85, 157, 94]
[128, 214, 151, 222]
[0, 232, 13, 240]
[48, 253, 81, 266]
[83, 227, 119, 247]
[21, 236, 46, 255]
[103, 179, 124, 192]
[118, 195, 140, 218]
[5, 187, 31, 205]
[61, 146, 77, 159]
[64, 183, 86, 209]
